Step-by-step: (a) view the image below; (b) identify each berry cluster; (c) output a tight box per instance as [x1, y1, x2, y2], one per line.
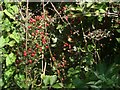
[15, 15, 50, 65]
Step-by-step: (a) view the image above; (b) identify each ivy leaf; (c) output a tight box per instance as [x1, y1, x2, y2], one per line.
[11, 5, 18, 14]
[9, 31, 20, 43]
[4, 9, 15, 20]
[14, 74, 28, 88]
[0, 11, 4, 21]
[43, 75, 50, 86]
[116, 38, 120, 43]
[0, 78, 4, 87]
[6, 52, 16, 66]
[50, 75, 57, 86]
[7, 40, 16, 47]
[4, 66, 15, 81]
[116, 29, 120, 33]
[52, 83, 63, 88]
[0, 36, 6, 48]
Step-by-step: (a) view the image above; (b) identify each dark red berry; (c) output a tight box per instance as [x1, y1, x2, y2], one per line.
[36, 43, 39, 48]
[23, 51, 27, 56]
[28, 60, 32, 64]
[36, 30, 39, 34]
[28, 26, 32, 29]
[46, 23, 49, 27]
[31, 53, 35, 57]
[38, 25, 42, 29]
[35, 15, 41, 20]
[46, 45, 49, 49]
[15, 60, 19, 64]
[39, 47, 42, 52]
[32, 32, 35, 36]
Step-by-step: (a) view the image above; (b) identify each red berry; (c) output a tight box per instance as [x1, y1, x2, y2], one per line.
[32, 32, 35, 36]
[29, 18, 36, 23]
[64, 43, 69, 47]
[38, 25, 42, 29]
[46, 23, 49, 27]
[46, 45, 49, 49]
[39, 46, 42, 52]
[36, 43, 39, 48]
[40, 32, 44, 35]
[31, 53, 35, 57]
[41, 15, 44, 19]
[42, 39, 47, 44]
[28, 60, 32, 64]
[23, 51, 27, 56]
[35, 15, 41, 20]
[36, 30, 39, 34]
[28, 26, 32, 29]
[33, 51, 36, 54]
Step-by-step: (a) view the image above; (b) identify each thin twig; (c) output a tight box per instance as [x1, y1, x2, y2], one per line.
[50, 2, 65, 22]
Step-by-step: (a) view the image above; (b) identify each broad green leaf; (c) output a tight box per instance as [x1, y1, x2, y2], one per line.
[116, 29, 120, 33]
[43, 75, 50, 86]
[98, 16, 103, 22]
[73, 78, 84, 88]
[2, 18, 11, 32]
[4, 66, 15, 81]
[11, 5, 18, 14]
[0, 11, 4, 20]
[6, 52, 16, 66]
[7, 40, 15, 47]
[116, 38, 120, 43]
[0, 78, 4, 87]
[50, 75, 57, 86]
[76, 7, 83, 12]
[52, 83, 62, 88]
[9, 31, 20, 43]
[86, 3, 93, 7]
[14, 74, 28, 88]
[0, 36, 6, 48]
[85, 13, 91, 17]
[99, 9, 106, 13]
[4, 9, 15, 20]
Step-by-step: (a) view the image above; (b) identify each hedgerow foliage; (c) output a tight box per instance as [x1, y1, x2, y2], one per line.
[0, 1, 120, 89]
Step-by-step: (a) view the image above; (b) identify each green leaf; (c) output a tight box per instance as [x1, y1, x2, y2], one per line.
[9, 31, 20, 43]
[56, 24, 63, 29]
[50, 75, 57, 86]
[6, 52, 16, 66]
[116, 38, 120, 43]
[0, 78, 4, 87]
[11, 5, 18, 14]
[99, 9, 106, 13]
[14, 74, 28, 88]
[0, 11, 4, 20]
[7, 40, 16, 47]
[98, 16, 103, 22]
[43, 75, 50, 86]
[72, 78, 84, 88]
[2, 18, 11, 32]
[4, 66, 15, 81]
[116, 29, 120, 33]
[0, 36, 6, 48]
[52, 83, 62, 88]
[85, 13, 91, 17]
[4, 9, 15, 20]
